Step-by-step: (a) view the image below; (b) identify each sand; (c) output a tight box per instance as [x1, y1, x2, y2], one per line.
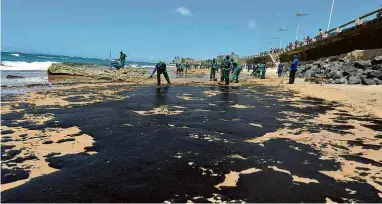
[1, 66, 382, 200]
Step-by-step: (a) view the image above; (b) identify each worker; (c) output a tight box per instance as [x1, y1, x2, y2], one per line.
[220, 55, 232, 85]
[150, 61, 171, 86]
[230, 59, 242, 83]
[251, 63, 258, 76]
[288, 55, 299, 84]
[277, 62, 284, 77]
[185, 63, 190, 73]
[118, 51, 127, 69]
[259, 62, 266, 79]
[210, 58, 218, 81]
[176, 63, 181, 74]
[180, 61, 186, 74]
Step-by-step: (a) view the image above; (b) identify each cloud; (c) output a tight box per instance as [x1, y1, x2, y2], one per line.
[248, 20, 257, 29]
[175, 7, 193, 17]
[149, 56, 155, 59]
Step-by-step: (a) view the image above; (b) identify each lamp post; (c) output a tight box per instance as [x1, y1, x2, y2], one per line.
[279, 27, 288, 49]
[296, 8, 309, 41]
[327, 0, 335, 31]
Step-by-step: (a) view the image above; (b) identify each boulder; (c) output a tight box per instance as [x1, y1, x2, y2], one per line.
[304, 69, 314, 77]
[47, 63, 149, 82]
[348, 76, 361, 84]
[371, 64, 382, 71]
[5, 75, 25, 79]
[374, 78, 382, 85]
[354, 60, 371, 69]
[367, 70, 382, 78]
[371, 56, 382, 65]
[335, 77, 348, 84]
[328, 78, 335, 84]
[361, 77, 377, 85]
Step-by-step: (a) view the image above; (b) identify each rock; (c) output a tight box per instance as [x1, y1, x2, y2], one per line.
[47, 63, 149, 82]
[328, 78, 335, 84]
[354, 60, 371, 69]
[335, 77, 348, 84]
[304, 69, 315, 77]
[367, 70, 382, 78]
[371, 56, 382, 65]
[361, 77, 377, 85]
[344, 50, 365, 61]
[348, 76, 361, 84]
[1, 130, 15, 135]
[1, 168, 29, 184]
[5, 75, 25, 79]
[371, 64, 382, 71]
[374, 78, 382, 85]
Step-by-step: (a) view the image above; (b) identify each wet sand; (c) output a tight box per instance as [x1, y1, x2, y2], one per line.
[1, 68, 382, 202]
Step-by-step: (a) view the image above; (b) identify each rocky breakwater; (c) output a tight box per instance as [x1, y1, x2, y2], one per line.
[48, 62, 150, 83]
[297, 56, 382, 85]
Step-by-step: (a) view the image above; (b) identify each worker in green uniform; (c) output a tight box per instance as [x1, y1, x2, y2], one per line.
[259, 62, 267, 79]
[210, 58, 218, 81]
[180, 62, 185, 74]
[220, 55, 232, 85]
[118, 51, 127, 69]
[150, 61, 171, 86]
[230, 59, 242, 83]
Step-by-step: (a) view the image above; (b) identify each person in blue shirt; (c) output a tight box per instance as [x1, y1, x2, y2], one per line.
[150, 61, 171, 86]
[288, 55, 299, 84]
[277, 62, 284, 77]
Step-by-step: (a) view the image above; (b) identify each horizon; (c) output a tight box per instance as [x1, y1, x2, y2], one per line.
[2, 0, 381, 61]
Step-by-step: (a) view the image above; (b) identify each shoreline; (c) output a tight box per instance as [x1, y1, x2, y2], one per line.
[1, 66, 382, 202]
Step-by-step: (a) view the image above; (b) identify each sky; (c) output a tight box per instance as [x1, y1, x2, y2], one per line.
[2, 0, 381, 62]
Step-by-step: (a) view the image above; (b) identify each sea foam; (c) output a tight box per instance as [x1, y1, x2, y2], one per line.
[0, 61, 58, 70]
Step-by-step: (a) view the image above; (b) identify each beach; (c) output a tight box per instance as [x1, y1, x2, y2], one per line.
[1, 66, 381, 202]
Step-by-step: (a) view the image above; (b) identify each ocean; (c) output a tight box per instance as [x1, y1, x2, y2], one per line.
[1, 51, 157, 87]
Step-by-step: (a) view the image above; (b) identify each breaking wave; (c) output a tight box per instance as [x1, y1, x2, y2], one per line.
[0, 61, 58, 70]
[10, 53, 20, 57]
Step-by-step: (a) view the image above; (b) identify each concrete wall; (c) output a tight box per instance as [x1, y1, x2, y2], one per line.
[280, 17, 382, 62]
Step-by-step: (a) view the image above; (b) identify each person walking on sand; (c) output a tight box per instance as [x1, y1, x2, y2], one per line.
[150, 61, 171, 86]
[277, 62, 284, 77]
[118, 51, 127, 69]
[210, 58, 218, 81]
[288, 55, 299, 84]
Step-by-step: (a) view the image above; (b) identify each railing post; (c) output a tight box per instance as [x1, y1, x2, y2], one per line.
[355, 18, 363, 26]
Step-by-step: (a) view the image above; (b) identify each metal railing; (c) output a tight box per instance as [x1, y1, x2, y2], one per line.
[313, 8, 382, 41]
